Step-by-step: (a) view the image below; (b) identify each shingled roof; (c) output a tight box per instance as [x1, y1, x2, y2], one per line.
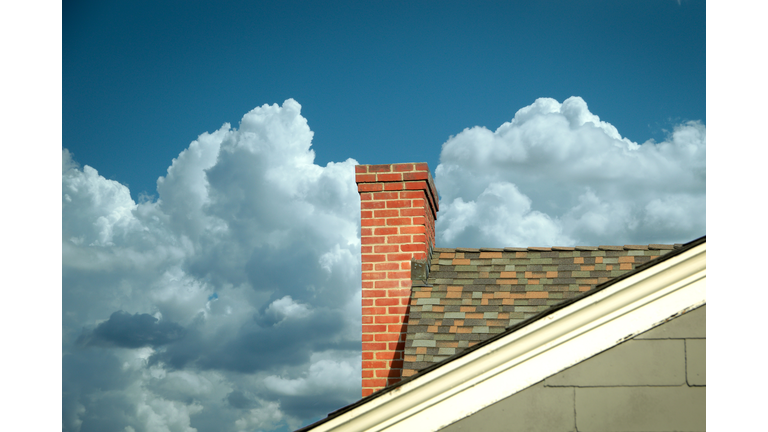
[402, 243, 680, 376]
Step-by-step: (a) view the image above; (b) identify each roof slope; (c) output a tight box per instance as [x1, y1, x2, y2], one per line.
[296, 236, 705, 432]
[404, 244, 678, 375]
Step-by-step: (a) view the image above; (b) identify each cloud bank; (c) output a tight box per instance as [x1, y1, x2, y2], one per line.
[63, 100, 362, 432]
[435, 96, 705, 247]
[63, 97, 705, 431]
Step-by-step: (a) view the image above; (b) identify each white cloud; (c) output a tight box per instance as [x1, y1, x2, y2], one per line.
[63, 100, 361, 432]
[435, 97, 705, 247]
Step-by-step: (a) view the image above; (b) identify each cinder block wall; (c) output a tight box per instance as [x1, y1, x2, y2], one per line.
[440, 305, 706, 432]
[355, 163, 439, 397]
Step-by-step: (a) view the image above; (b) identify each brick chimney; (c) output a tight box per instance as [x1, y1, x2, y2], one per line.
[355, 163, 438, 397]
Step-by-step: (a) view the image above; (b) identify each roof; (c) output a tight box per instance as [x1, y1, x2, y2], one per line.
[296, 236, 705, 432]
[403, 243, 680, 376]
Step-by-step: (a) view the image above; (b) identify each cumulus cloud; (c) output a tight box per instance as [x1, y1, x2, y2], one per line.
[63, 100, 361, 432]
[435, 96, 706, 247]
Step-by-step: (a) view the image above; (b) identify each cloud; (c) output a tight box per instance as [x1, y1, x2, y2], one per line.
[63, 100, 361, 432]
[78, 311, 186, 348]
[435, 96, 706, 247]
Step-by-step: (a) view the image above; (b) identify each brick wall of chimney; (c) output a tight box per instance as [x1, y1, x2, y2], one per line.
[355, 162, 438, 397]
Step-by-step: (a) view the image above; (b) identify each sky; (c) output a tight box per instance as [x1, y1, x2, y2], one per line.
[51, 1, 715, 431]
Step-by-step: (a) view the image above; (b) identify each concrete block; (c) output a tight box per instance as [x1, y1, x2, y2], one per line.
[686, 339, 706, 386]
[576, 386, 705, 431]
[545, 340, 685, 386]
[439, 383, 575, 432]
[636, 305, 705, 339]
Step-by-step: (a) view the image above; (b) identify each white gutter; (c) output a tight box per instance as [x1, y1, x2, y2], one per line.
[308, 242, 706, 432]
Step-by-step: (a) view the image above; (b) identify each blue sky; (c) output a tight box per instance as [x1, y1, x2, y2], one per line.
[53, 2, 715, 432]
[64, 0, 705, 201]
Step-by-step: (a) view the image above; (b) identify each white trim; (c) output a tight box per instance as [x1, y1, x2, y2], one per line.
[307, 242, 706, 432]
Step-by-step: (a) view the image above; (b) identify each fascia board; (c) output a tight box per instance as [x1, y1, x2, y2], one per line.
[310, 242, 706, 432]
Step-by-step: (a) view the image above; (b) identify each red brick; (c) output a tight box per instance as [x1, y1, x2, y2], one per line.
[362, 334, 373, 341]
[399, 225, 425, 234]
[375, 315, 403, 324]
[361, 263, 373, 271]
[400, 261, 411, 270]
[405, 181, 428, 190]
[362, 360, 385, 369]
[362, 307, 386, 315]
[361, 228, 372, 236]
[388, 341, 406, 351]
[388, 253, 413, 261]
[363, 342, 387, 351]
[400, 243, 425, 252]
[393, 163, 415, 172]
[398, 208, 422, 217]
[362, 389, 374, 397]
[375, 298, 400, 306]
[362, 378, 387, 387]
[387, 378, 401, 386]
[359, 193, 372, 201]
[361, 236, 385, 245]
[361, 254, 385, 262]
[368, 164, 392, 173]
[374, 280, 400, 288]
[412, 216, 426, 225]
[411, 198, 425, 207]
[358, 183, 383, 192]
[387, 235, 412, 244]
[388, 306, 408, 314]
[411, 252, 427, 260]
[361, 246, 372, 254]
[355, 165, 368, 173]
[376, 351, 401, 360]
[355, 174, 376, 183]
[403, 172, 429, 181]
[374, 262, 400, 271]
[372, 192, 400, 200]
[386, 200, 411, 208]
[388, 288, 411, 297]
[387, 271, 411, 279]
[361, 201, 385, 209]
[362, 370, 373, 378]
[362, 351, 374, 359]
[361, 218, 385, 227]
[377, 173, 403, 182]
[362, 289, 386, 298]
[375, 333, 400, 341]
[386, 218, 412, 226]
[383, 183, 404, 191]
[360, 210, 372, 219]
[373, 227, 399, 235]
[372, 209, 398, 218]
[374, 244, 400, 253]
[414, 163, 429, 171]
[362, 274, 386, 283]
[388, 324, 407, 333]
[362, 316, 373, 324]
[361, 299, 372, 306]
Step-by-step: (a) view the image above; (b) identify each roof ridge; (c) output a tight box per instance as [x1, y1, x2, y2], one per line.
[432, 243, 680, 253]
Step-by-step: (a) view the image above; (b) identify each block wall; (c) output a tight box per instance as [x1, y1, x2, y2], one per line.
[355, 162, 438, 397]
[439, 305, 706, 432]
